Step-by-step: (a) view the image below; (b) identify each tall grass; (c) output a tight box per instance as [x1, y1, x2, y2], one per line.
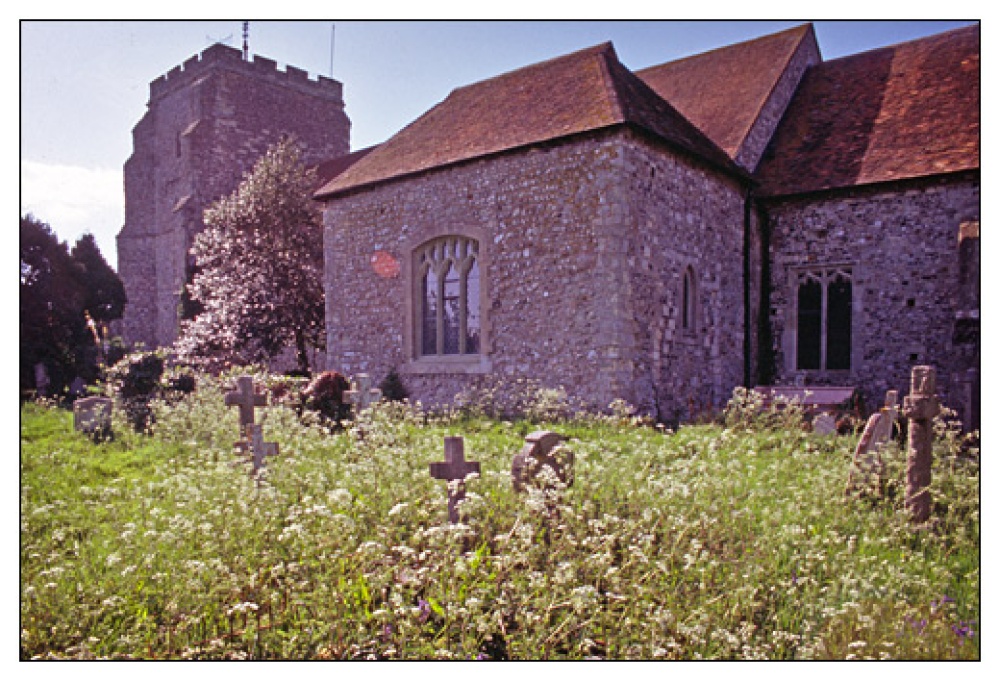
[20, 381, 978, 659]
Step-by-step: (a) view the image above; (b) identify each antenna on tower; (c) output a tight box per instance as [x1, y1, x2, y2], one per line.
[329, 23, 336, 77]
[242, 21, 249, 60]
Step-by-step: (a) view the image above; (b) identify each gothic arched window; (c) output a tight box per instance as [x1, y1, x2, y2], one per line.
[416, 236, 481, 357]
[795, 267, 852, 371]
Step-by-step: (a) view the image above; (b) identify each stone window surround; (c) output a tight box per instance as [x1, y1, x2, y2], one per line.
[400, 224, 492, 375]
[782, 261, 861, 378]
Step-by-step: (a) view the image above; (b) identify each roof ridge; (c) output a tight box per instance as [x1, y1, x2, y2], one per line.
[593, 43, 627, 124]
[734, 23, 818, 165]
[637, 23, 812, 74]
[448, 41, 616, 96]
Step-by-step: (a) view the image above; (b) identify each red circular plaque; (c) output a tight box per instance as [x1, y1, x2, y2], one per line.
[371, 250, 400, 278]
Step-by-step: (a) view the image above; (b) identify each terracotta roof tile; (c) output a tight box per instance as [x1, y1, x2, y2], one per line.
[756, 24, 979, 197]
[315, 42, 736, 199]
[313, 145, 378, 188]
[636, 24, 815, 161]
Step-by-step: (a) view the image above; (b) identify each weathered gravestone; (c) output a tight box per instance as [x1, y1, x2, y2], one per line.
[233, 424, 279, 474]
[429, 436, 480, 524]
[845, 390, 899, 499]
[345, 373, 382, 413]
[511, 431, 575, 493]
[69, 377, 87, 398]
[812, 413, 837, 436]
[903, 366, 940, 524]
[34, 363, 49, 397]
[73, 396, 113, 439]
[225, 375, 268, 436]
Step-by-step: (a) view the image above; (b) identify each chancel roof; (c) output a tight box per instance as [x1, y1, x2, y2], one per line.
[635, 24, 816, 165]
[315, 42, 737, 199]
[756, 24, 980, 197]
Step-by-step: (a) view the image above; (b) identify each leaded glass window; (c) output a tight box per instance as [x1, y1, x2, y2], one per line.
[416, 236, 481, 357]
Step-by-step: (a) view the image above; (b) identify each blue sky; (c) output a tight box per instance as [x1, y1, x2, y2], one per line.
[19, 18, 977, 268]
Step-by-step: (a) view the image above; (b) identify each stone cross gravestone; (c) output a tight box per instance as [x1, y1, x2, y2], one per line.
[903, 366, 940, 524]
[511, 430, 575, 493]
[845, 390, 899, 498]
[225, 375, 268, 435]
[247, 424, 279, 474]
[345, 373, 382, 413]
[429, 436, 480, 523]
[73, 396, 113, 438]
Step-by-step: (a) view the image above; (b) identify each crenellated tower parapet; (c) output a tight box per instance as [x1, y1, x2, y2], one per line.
[149, 43, 344, 104]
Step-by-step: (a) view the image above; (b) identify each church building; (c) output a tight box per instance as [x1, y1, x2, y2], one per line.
[119, 24, 980, 426]
[314, 23, 979, 425]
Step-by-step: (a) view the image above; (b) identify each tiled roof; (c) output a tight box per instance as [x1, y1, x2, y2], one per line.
[315, 43, 737, 199]
[313, 145, 378, 188]
[636, 24, 815, 162]
[756, 24, 980, 197]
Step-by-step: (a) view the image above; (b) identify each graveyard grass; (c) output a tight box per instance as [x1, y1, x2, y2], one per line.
[21, 377, 979, 660]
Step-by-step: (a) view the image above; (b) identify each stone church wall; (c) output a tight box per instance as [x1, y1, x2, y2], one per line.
[323, 131, 661, 412]
[119, 43, 350, 349]
[617, 132, 751, 422]
[323, 129, 756, 418]
[765, 172, 980, 421]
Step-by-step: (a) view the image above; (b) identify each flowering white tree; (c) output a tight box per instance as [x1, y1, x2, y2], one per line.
[176, 138, 325, 374]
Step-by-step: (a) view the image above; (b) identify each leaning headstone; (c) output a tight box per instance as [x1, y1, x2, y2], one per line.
[73, 396, 113, 439]
[511, 431, 575, 493]
[429, 436, 480, 524]
[345, 373, 382, 413]
[903, 366, 940, 524]
[812, 413, 837, 435]
[845, 390, 899, 498]
[225, 375, 267, 435]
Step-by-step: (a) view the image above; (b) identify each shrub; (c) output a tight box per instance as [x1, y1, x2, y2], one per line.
[105, 350, 167, 432]
[302, 370, 351, 423]
[379, 368, 409, 402]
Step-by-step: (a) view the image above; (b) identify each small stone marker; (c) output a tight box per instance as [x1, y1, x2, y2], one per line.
[845, 390, 899, 498]
[34, 363, 49, 397]
[69, 377, 87, 398]
[429, 436, 480, 523]
[903, 366, 940, 524]
[345, 373, 382, 413]
[812, 413, 837, 435]
[511, 431, 575, 493]
[225, 375, 268, 434]
[73, 396, 113, 438]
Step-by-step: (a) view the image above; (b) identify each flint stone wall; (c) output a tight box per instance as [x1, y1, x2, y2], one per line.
[765, 172, 980, 420]
[322, 128, 751, 417]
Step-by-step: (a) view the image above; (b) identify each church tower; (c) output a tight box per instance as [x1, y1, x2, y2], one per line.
[117, 42, 350, 348]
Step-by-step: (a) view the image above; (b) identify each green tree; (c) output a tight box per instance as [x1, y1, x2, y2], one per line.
[176, 138, 326, 374]
[71, 232, 127, 323]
